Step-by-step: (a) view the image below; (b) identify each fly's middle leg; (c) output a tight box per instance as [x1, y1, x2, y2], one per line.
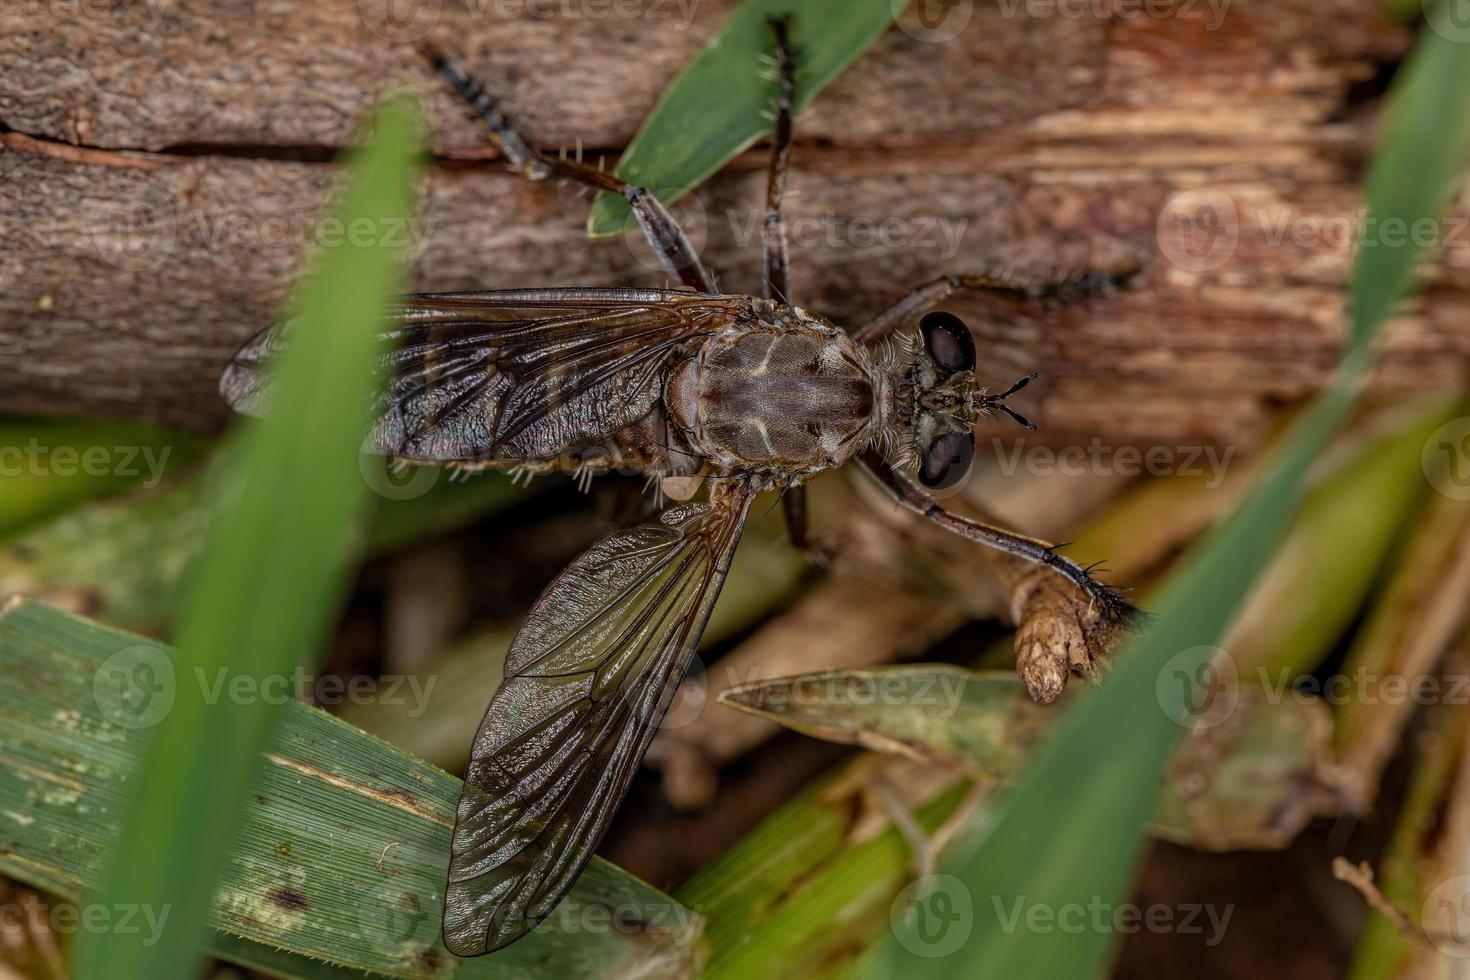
[761, 16, 796, 307]
[421, 46, 716, 293]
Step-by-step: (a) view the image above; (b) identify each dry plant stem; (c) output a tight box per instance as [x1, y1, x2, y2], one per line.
[1333, 487, 1470, 802]
[1332, 858, 1470, 958]
[870, 774, 937, 877]
[8, 7, 1464, 447]
[1343, 676, 1470, 975]
[1333, 859, 1421, 941]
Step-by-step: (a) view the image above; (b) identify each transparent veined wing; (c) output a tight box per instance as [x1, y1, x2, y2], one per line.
[442, 481, 754, 955]
[220, 287, 749, 461]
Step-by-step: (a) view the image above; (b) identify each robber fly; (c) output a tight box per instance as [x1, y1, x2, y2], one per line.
[220, 20, 1135, 956]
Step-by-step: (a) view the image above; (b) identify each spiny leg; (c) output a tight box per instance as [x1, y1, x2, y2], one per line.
[852, 268, 1131, 347]
[422, 46, 717, 293]
[762, 16, 795, 306]
[856, 448, 1136, 623]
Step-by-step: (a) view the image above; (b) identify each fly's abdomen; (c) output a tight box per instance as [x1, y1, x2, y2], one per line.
[667, 326, 875, 474]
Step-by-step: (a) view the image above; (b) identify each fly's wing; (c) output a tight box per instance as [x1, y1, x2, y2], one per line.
[219, 288, 747, 461]
[442, 483, 753, 955]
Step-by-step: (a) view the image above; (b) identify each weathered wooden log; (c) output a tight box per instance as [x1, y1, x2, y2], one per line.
[2, 0, 1461, 451]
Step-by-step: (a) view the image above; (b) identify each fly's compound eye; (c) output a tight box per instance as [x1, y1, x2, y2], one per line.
[918, 431, 975, 490]
[920, 311, 976, 376]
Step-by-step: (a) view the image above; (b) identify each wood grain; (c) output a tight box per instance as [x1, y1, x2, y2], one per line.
[4, 0, 1463, 452]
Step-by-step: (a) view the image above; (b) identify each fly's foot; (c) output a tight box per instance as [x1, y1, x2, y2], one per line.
[1011, 559, 1140, 703]
[1039, 545, 1140, 628]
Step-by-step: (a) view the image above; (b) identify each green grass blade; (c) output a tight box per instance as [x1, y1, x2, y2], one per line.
[585, 0, 906, 238]
[0, 418, 202, 542]
[873, 23, 1470, 978]
[0, 458, 524, 634]
[0, 599, 701, 978]
[71, 95, 422, 980]
[1349, 17, 1470, 346]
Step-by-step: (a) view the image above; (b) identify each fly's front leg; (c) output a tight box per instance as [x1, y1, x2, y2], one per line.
[856, 448, 1137, 624]
[422, 47, 717, 293]
[852, 268, 1132, 347]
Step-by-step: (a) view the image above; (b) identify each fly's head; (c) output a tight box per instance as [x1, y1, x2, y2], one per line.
[878, 311, 1038, 492]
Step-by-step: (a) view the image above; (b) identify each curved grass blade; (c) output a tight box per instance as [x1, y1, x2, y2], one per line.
[586, 0, 907, 238]
[870, 20, 1470, 978]
[70, 95, 422, 980]
[0, 599, 701, 978]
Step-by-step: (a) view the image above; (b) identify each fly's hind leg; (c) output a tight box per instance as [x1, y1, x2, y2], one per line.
[421, 47, 717, 293]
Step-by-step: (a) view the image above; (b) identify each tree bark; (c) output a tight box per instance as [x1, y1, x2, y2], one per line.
[2, 0, 1459, 449]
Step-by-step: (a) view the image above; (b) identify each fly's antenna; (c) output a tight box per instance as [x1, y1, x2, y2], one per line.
[979, 371, 1039, 431]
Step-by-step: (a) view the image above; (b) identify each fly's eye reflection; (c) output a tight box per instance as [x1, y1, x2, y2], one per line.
[920, 311, 976, 375]
[919, 431, 975, 489]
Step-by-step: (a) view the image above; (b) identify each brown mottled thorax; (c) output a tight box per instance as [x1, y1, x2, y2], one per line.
[666, 301, 878, 480]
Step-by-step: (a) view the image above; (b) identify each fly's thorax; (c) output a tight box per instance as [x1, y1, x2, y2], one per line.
[665, 304, 880, 476]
